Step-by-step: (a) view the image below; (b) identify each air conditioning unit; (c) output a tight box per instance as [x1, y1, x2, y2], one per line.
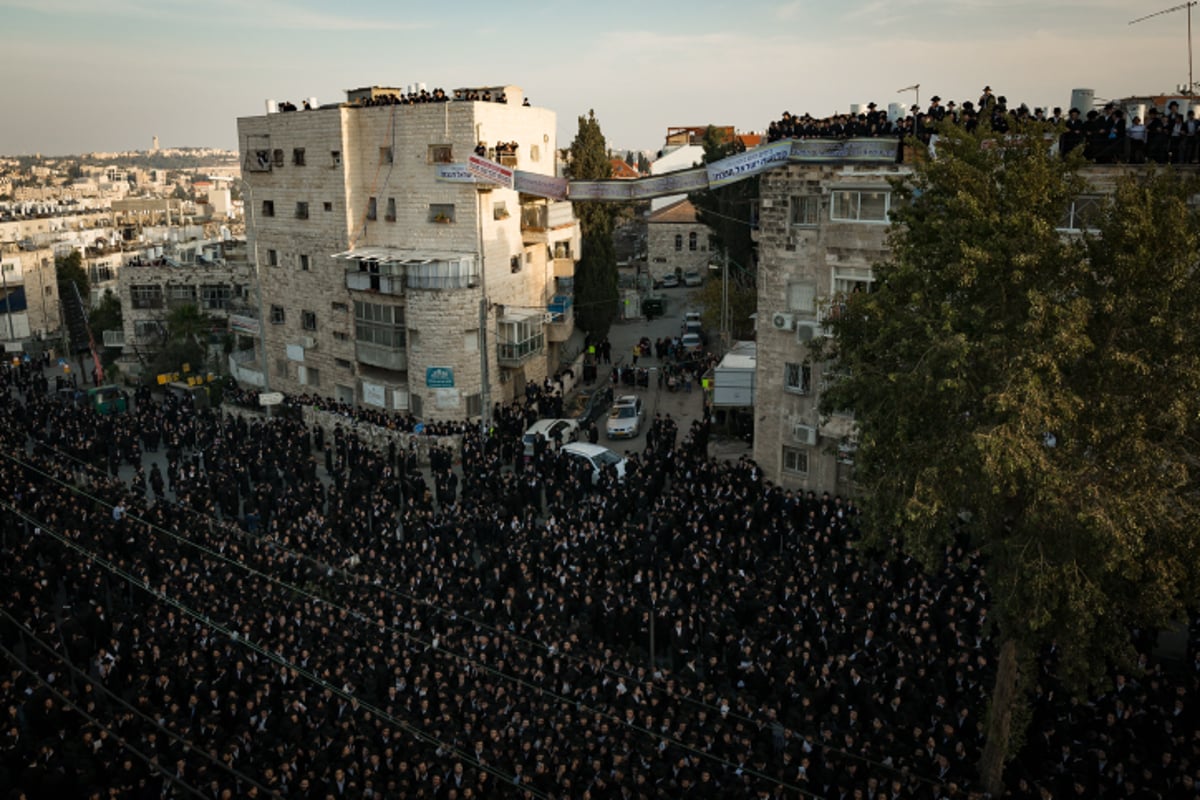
[300, 336, 317, 349]
[771, 312, 794, 331]
[795, 321, 821, 342]
[792, 423, 817, 446]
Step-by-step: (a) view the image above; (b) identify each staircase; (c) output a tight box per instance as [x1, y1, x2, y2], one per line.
[60, 282, 93, 355]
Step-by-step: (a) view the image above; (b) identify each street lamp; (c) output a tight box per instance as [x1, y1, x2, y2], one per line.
[234, 178, 272, 398]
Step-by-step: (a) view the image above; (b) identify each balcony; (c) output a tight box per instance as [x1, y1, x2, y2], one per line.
[520, 201, 576, 245]
[228, 349, 265, 387]
[546, 295, 574, 343]
[356, 341, 407, 372]
[346, 264, 405, 296]
[497, 311, 546, 367]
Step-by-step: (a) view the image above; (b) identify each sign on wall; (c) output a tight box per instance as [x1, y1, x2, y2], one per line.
[362, 381, 386, 407]
[425, 366, 455, 388]
[706, 140, 794, 188]
[466, 155, 514, 189]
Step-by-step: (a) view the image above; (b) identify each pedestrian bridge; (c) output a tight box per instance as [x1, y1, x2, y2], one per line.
[437, 138, 902, 202]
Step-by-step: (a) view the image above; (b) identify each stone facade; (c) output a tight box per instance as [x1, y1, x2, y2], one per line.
[0, 245, 60, 343]
[754, 163, 907, 493]
[646, 199, 712, 282]
[237, 86, 579, 420]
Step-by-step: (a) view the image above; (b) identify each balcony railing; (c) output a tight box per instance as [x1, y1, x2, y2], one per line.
[356, 340, 408, 371]
[346, 267, 405, 296]
[497, 333, 545, 366]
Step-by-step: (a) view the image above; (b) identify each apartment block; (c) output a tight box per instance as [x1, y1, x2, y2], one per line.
[0, 245, 60, 344]
[236, 85, 580, 418]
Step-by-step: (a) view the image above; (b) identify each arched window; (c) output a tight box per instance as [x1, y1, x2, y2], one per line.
[688, 232, 698, 251]
[674, 234, 683, 251]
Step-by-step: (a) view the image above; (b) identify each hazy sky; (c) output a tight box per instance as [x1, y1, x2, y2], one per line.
[0, 0, 1191, 156]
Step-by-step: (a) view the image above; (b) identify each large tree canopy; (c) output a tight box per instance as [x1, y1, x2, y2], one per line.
[567, 110, 618, 339]
[821, 120, 1200, 791]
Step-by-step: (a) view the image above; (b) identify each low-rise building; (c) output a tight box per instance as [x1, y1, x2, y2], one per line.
[646, 198, 712, 282]
[0, 245, 60, 345]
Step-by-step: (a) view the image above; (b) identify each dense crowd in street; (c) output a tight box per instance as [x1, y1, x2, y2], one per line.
[2, 356, 1200, 799]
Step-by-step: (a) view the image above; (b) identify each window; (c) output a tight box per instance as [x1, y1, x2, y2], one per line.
[134, 320, 163, 340]
[335, 357, 353, 371]
[166, 284, 197, 306]
[429, 204, 455, 224]
[301, 310, 317, 331]
[498, 316, 545, 363]
[354, 301, 406, 349]
[44, 285, 53, 296]
[688, 232, 698, 251]
[385, 198, 396, 222]
[333, 331, 349, 341]
[270, 305, 285, 324]
[791, 195, 820, 226]
[429, 144, 453, 164]
[674, 234, 683, 252]
[272, 149, 284, 167]
[267, 249, 278, 267]
[275, 358, 288, 378]
[200, 284, 231, 310]
[787, 281, 817, 314]
[830, 190, 891, 223]
[295, 202, 309, 219]
[466, 392, 483, 417]
[493, 201, 509, 220]
[366, 197, 377, 221]
[292, 148, 306, 166]
[380, 146, 393, 165]
[299, 254, 310, 271]
[830, 266, 874, 316]
[331, 301, 348, 312]
[1058, 196, 1104, 233]
[300, 366, 320, 387]
[530, 145, 540, 162]
[782, 446, 809, 475]
[510, 255, 522, 273]
[323, 201, 333, 212]
[410, 393, 423, 418]
[262, 200, 275, 217]
[784, 362, 812, 395]
[331, 150, 341, 166]
[130, 284, 163, 309]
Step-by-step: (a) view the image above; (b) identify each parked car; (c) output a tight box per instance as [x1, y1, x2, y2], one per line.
[561, 442, 628, 484]
[682, 269, 704, 287]
[522, 418, 580, 459]
[660, 273, 680, 288]
[605, 395, 643, 440]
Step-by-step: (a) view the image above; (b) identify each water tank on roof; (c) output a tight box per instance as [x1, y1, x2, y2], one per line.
[418, 82, 427, 93]
[1069, 88, 1094, 114]
[265, 99, 278, 114]
[887, 102, 906, 122]
[1126, 103, 1146, 124]
[306, 96, 318, 109]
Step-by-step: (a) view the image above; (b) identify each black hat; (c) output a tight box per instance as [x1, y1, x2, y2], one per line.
[930, 95, 941, 102]
[867, 102, 877, 108]
[1069, 107, 1080, 114]
[947, 100, 957, 107]
[1168, 100, 1179, 108]
[983, 85, 992, 92]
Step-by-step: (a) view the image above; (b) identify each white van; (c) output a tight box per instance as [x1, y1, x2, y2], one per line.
[560, 442, 628, 484]
[522, 418, 580, 459]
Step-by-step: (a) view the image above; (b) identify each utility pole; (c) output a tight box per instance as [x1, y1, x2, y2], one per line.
[720, 250, 730, 354]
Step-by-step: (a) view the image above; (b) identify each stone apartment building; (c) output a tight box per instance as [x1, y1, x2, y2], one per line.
[0, 245, 61, 344]
[646, 199, 712, 282]
[236, 85, 580, 419]
[755, 159, 1129, 493]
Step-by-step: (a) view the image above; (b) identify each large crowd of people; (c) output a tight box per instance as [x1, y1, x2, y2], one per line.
[1, 355, 1199, 799]
[767, 85, 1200, 165]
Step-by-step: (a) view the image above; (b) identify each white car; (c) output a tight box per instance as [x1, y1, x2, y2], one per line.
[681, 332, 703, 351]
[561, 442, 628, 484]
[660, 273, 680, 288]
[605, 395, 643, 440]
[682, 270, 704, 287]
[522, 418, 580, 459]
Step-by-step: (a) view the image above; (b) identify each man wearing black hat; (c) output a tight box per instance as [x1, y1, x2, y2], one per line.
[927, 96, 946, 122]
[978, 86, 995, 110]
[1061, 108, 1085, 158]
[1166, 100, 1184, 163]
[1147, 107, 1169, 164]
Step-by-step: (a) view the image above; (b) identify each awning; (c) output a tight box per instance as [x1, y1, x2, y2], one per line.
[331, 246, 473, 265]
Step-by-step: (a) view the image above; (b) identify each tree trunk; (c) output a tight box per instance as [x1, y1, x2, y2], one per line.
[979, 637, 1021, 795]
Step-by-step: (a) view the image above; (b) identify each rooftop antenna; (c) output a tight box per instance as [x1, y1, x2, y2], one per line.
[1130, 1, 1196, 95]
[897, 83, 920, 111]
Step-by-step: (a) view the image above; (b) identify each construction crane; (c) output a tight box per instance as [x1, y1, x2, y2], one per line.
[1130, 1, 1196, 94]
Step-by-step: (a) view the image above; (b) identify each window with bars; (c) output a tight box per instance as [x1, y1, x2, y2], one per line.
[784, 362, 812, 394]
[301, 310, 317, 331]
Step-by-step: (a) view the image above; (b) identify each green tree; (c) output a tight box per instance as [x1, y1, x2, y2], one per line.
[821, 121, 1200, 793]
[689, 125, 757, 275]
[55, 250, 90, 301]
[89, 289, 123, 368]
[567, 110, 618, 338]
[147, 304, 214, 379]
[637, 152, 650, 174]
